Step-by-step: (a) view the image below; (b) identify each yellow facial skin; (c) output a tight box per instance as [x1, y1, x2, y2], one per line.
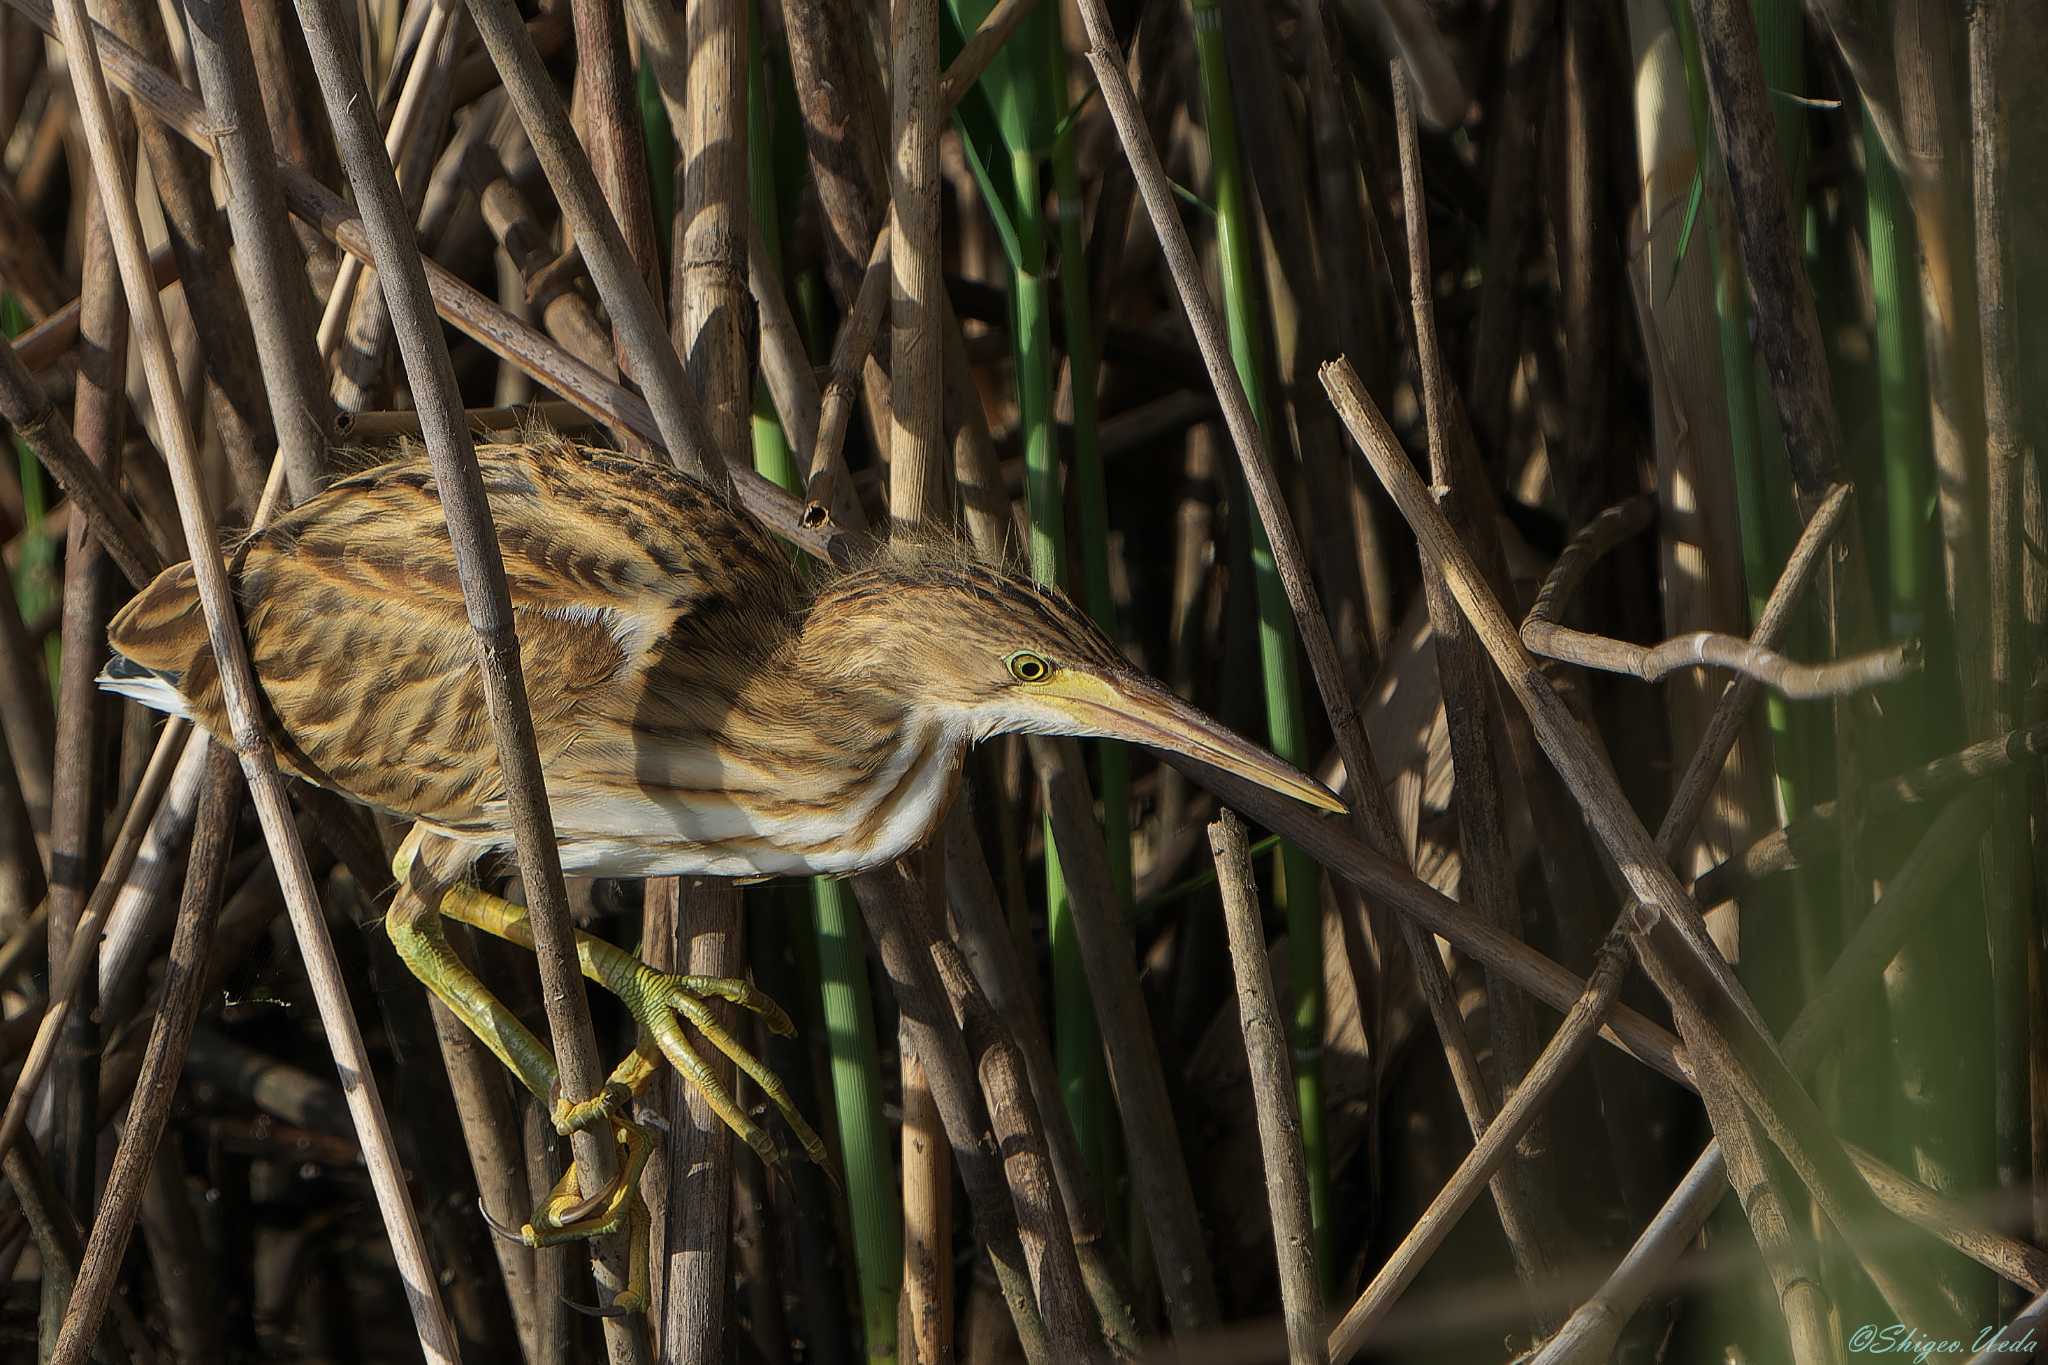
[1004, 651, 1347, 816]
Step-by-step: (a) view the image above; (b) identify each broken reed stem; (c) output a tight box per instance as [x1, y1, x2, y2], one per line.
[1523, 492, 1916, 699]
[1209, 811, 1325, 1365]
[43, 0, 460, 1356]
[1696, 719, 2048, 907]
[291, 0, 643, 1339]
[179, 0, 330, 504]
[1525, 619, 1918, 700]
[50, 742, 236, 1365]
[0, 332, 163, 585]
[804, 225, 889, 529]
[462, 0, 724, 487]
[1321, 357, 1969, 1341]
[748, 219, 821, 473]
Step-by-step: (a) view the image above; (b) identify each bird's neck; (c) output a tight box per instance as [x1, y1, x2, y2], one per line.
[721, 647, 971, 874]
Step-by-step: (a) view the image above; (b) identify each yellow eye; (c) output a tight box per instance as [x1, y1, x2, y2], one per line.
[1007, 651, 1053, 684]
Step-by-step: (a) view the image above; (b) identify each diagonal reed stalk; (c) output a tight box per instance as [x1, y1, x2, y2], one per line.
[39, 0, 462, 1355]
[1184, 0, 1328, 1268]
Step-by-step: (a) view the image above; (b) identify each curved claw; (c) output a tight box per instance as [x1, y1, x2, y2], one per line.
[477, 1198, 532, 1246]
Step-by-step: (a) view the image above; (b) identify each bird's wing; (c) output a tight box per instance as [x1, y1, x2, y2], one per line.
[106, 438, 794, 831]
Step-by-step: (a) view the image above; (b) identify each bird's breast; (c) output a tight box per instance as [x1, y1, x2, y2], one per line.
[535, 715, 970, 881]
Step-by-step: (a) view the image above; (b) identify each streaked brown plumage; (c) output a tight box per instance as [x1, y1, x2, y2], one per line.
[101, 432, 1342, 1305]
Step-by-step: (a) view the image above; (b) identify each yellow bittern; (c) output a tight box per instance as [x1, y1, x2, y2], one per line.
[100, 433, 1343, 1307]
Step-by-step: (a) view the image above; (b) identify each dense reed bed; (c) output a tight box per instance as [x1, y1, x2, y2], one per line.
[0, 0, 2045, 1361]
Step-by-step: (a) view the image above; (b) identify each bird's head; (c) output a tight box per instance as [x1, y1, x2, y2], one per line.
[796, 550, 1346, 815]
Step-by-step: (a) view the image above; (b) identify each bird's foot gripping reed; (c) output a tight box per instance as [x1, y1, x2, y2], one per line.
[386, 824, 829, 1313]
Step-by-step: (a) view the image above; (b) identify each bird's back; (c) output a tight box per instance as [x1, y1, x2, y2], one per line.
[105, 435, 800, 840]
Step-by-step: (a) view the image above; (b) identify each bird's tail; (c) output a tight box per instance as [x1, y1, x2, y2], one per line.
[97, 651, 193, 720]
[99, 559, 207, 723]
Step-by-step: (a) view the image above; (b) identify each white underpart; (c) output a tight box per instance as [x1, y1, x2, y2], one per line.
[532, 602, 652, 667]
[518, 713, 973, 881]
[97, 668, 193, 721]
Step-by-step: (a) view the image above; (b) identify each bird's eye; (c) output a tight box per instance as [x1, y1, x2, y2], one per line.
[1007, 651, 1053, 684]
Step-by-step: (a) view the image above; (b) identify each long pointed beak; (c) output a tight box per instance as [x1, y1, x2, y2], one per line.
[1042, 671, 1347, 815]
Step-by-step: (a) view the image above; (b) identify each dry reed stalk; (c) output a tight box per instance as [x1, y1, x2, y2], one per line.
[1695, 721, 2048, 908]
[45, 171, 126, 1249]
[179, 0, 330, 505]
[570, 0, 658, 315]
[310, 0, 463, 378]
[466, 145, 618, 371]
[48, 742, 236, 1365]
[1523, 497, 1918, 698]
[1535, 789, 2006, 1362]
[748, 221, 821, 470]
[462, 0, 723, 487]
[0, 549, 54, 834]
[1322, 357, 1968, 1341]
[1466, 0, 1553, 457]
[292, 0, 643, 1343]
[900, 1037, 952, 1365]
[918, 863, 1104, 1361]
[804, 225, 888, 529]
[1969, 0, 2031, 1228]
[661, 0, 750, 1347]
[425, 985, 543, 1360]
[1208, 812, 1324, 1365]
[1327, 937, 1629, 1360]
[849, 864, 1053, 1361]
[1392, 58, 1563, 1312]
[1078, 6, 1553, 1330]
[7, 236, 177, 371]
[1031, 732, 1221, 1330]
[102, 0, 271, 511]
[887, 0, 943, 530]
[0, 333, 163, 586]
[42, 0, 461, 1356]
[337, 400, 597, 442]
[941, 808, 1140, 1355]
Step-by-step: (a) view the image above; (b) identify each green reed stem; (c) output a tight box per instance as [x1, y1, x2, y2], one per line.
[947, 0, 1118, 1191]
[1188, 0, 1328, 1277]
[750, 50, 899, 1360]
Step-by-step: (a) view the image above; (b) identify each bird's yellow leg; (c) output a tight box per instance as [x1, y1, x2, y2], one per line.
[386, 829, 650, 1308]
[433, 879, 827, 1174]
